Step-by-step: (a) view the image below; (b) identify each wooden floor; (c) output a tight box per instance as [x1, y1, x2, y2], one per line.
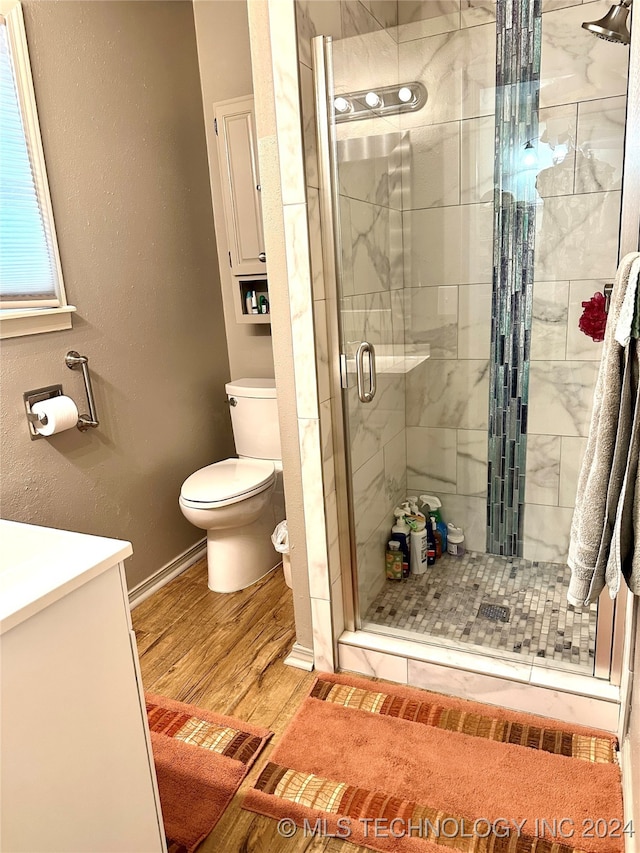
[132, 558, 367, 853]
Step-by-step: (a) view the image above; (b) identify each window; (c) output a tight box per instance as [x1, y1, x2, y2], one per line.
[0, 1, 74, 338]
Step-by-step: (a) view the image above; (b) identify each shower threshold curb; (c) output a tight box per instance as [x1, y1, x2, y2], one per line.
[338, 629, 620, 730]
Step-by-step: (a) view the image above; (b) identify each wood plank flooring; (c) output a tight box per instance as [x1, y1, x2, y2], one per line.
[132, 559, 368, 853]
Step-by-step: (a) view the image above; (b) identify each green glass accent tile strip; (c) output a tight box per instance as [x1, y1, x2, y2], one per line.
[487, 0, 542, 556]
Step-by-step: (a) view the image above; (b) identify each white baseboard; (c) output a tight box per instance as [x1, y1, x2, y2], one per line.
[128, 538, 206, 610]
[284, 642, 314, 671]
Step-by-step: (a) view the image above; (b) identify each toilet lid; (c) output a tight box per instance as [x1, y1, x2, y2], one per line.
[180, 458, 275, 505]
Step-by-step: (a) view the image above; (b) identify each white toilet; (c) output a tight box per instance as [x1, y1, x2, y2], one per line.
[179, 378, 284, 593]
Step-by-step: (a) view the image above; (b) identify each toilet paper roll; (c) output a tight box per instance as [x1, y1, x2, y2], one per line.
[31, 396, 79, 436]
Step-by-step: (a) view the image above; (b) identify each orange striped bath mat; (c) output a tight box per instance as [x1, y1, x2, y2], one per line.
[146, 692, 271, 853]
[243, 672, 623, 853]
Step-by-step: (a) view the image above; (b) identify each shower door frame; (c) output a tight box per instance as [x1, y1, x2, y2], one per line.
[312, 12, 640, 702]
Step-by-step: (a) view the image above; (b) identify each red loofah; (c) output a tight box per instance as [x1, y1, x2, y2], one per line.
[578, 291, 607, 342]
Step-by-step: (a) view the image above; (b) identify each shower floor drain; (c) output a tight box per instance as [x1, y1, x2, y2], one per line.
[478, 602, 511, 622]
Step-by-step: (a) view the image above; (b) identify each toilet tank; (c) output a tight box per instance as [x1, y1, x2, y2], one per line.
[225, 378, 281, 460]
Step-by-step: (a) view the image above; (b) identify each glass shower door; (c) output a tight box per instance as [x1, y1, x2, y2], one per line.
[313, 0, 631, 679]
[313, 31, 412, 629]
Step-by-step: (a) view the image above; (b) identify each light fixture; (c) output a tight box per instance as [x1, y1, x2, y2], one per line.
[333, 82, 428, 123]
[364, 91, 382, 108]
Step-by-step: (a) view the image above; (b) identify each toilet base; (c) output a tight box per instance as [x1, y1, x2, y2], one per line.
[206, 505, 279, 593]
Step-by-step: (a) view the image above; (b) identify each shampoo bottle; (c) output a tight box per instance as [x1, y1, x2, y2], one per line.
[407, 497, 426, 521]
[391, 510, 411, 579]
[409, 518, 428, 575]
[385, 540, 403, 580]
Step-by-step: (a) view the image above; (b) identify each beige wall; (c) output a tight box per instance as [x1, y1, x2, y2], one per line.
[0, 0, 234, 590]
[193, 0, 275, 380]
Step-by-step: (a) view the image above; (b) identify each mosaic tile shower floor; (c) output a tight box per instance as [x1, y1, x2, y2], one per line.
[363, 551, 597, 674]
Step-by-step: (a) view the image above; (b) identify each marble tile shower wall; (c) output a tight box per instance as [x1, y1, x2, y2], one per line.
[333, 14, 407, 615]
[399, 0, 628, 560]
[525, 0, 628, 561]
[400, 3, 496, 553]
[295, 0, 402, 620]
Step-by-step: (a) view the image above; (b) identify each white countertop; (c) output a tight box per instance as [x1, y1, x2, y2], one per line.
[0, 520, 133, 634]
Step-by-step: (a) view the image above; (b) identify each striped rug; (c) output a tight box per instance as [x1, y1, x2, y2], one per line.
[243, 672, 623, 853]
[146, 692, 271, 853]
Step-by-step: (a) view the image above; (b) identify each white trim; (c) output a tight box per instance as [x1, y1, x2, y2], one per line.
[0, 305, 76, 339]
[284, 642, 315, 671]
[128, 539, 206, 610]
[621, 736, 638, 853]
[0, 2, 71, 336]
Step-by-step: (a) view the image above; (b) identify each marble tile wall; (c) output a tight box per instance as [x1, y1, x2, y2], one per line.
[401, 0, 629, 562]
[399, 7, 495, 548]
[524, 0, 628, 560]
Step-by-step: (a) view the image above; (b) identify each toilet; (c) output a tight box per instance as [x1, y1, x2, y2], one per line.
[179, 378, 284, 593]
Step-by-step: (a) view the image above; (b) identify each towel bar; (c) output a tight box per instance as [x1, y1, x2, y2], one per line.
[604, 282, 614, 313]
[65, 351, 99, 431]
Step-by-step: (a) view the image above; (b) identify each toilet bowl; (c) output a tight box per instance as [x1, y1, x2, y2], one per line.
[179, 379, 284, 593]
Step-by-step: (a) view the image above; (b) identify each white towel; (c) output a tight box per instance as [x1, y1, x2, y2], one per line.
[567, 252, 640, 606]
[615, 256, 640, 347]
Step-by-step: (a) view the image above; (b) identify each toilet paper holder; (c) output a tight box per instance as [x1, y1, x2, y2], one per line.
[24, 351, 100, 439]
[24, 384, 64, 439]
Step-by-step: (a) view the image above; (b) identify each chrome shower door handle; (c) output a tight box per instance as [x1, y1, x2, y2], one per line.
[355, 341, 377, 403]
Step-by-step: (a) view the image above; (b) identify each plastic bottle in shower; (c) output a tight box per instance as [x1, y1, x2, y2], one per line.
[420, 495, 448, 552]
[385, 540, 403, 580]
[447, 524, 465, 557]
[431, 517, 443, 559]
[409, 518, 428, 575]
[391, 510, 411, 579]
[426, 517, 436, 566]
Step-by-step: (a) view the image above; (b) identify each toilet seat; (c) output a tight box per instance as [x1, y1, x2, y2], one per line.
[180, 458, 275, 509]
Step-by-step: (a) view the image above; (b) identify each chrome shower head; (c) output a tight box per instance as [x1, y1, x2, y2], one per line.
[582, 0, 632, 44]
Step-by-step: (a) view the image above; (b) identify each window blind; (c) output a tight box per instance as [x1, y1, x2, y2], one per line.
[0, 17, 60, 308]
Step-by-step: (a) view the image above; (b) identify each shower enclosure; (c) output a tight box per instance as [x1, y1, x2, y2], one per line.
[309, 0, 637, 684]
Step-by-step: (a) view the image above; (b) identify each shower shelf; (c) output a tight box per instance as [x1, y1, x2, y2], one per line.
[345, 352, 429, 376]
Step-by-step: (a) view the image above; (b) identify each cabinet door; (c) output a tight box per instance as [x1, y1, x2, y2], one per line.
[1, 563, 165, 852]
[215, 97, 266, 277]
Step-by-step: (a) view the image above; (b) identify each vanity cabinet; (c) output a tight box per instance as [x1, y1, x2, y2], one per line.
[0, 521, 165, 853]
